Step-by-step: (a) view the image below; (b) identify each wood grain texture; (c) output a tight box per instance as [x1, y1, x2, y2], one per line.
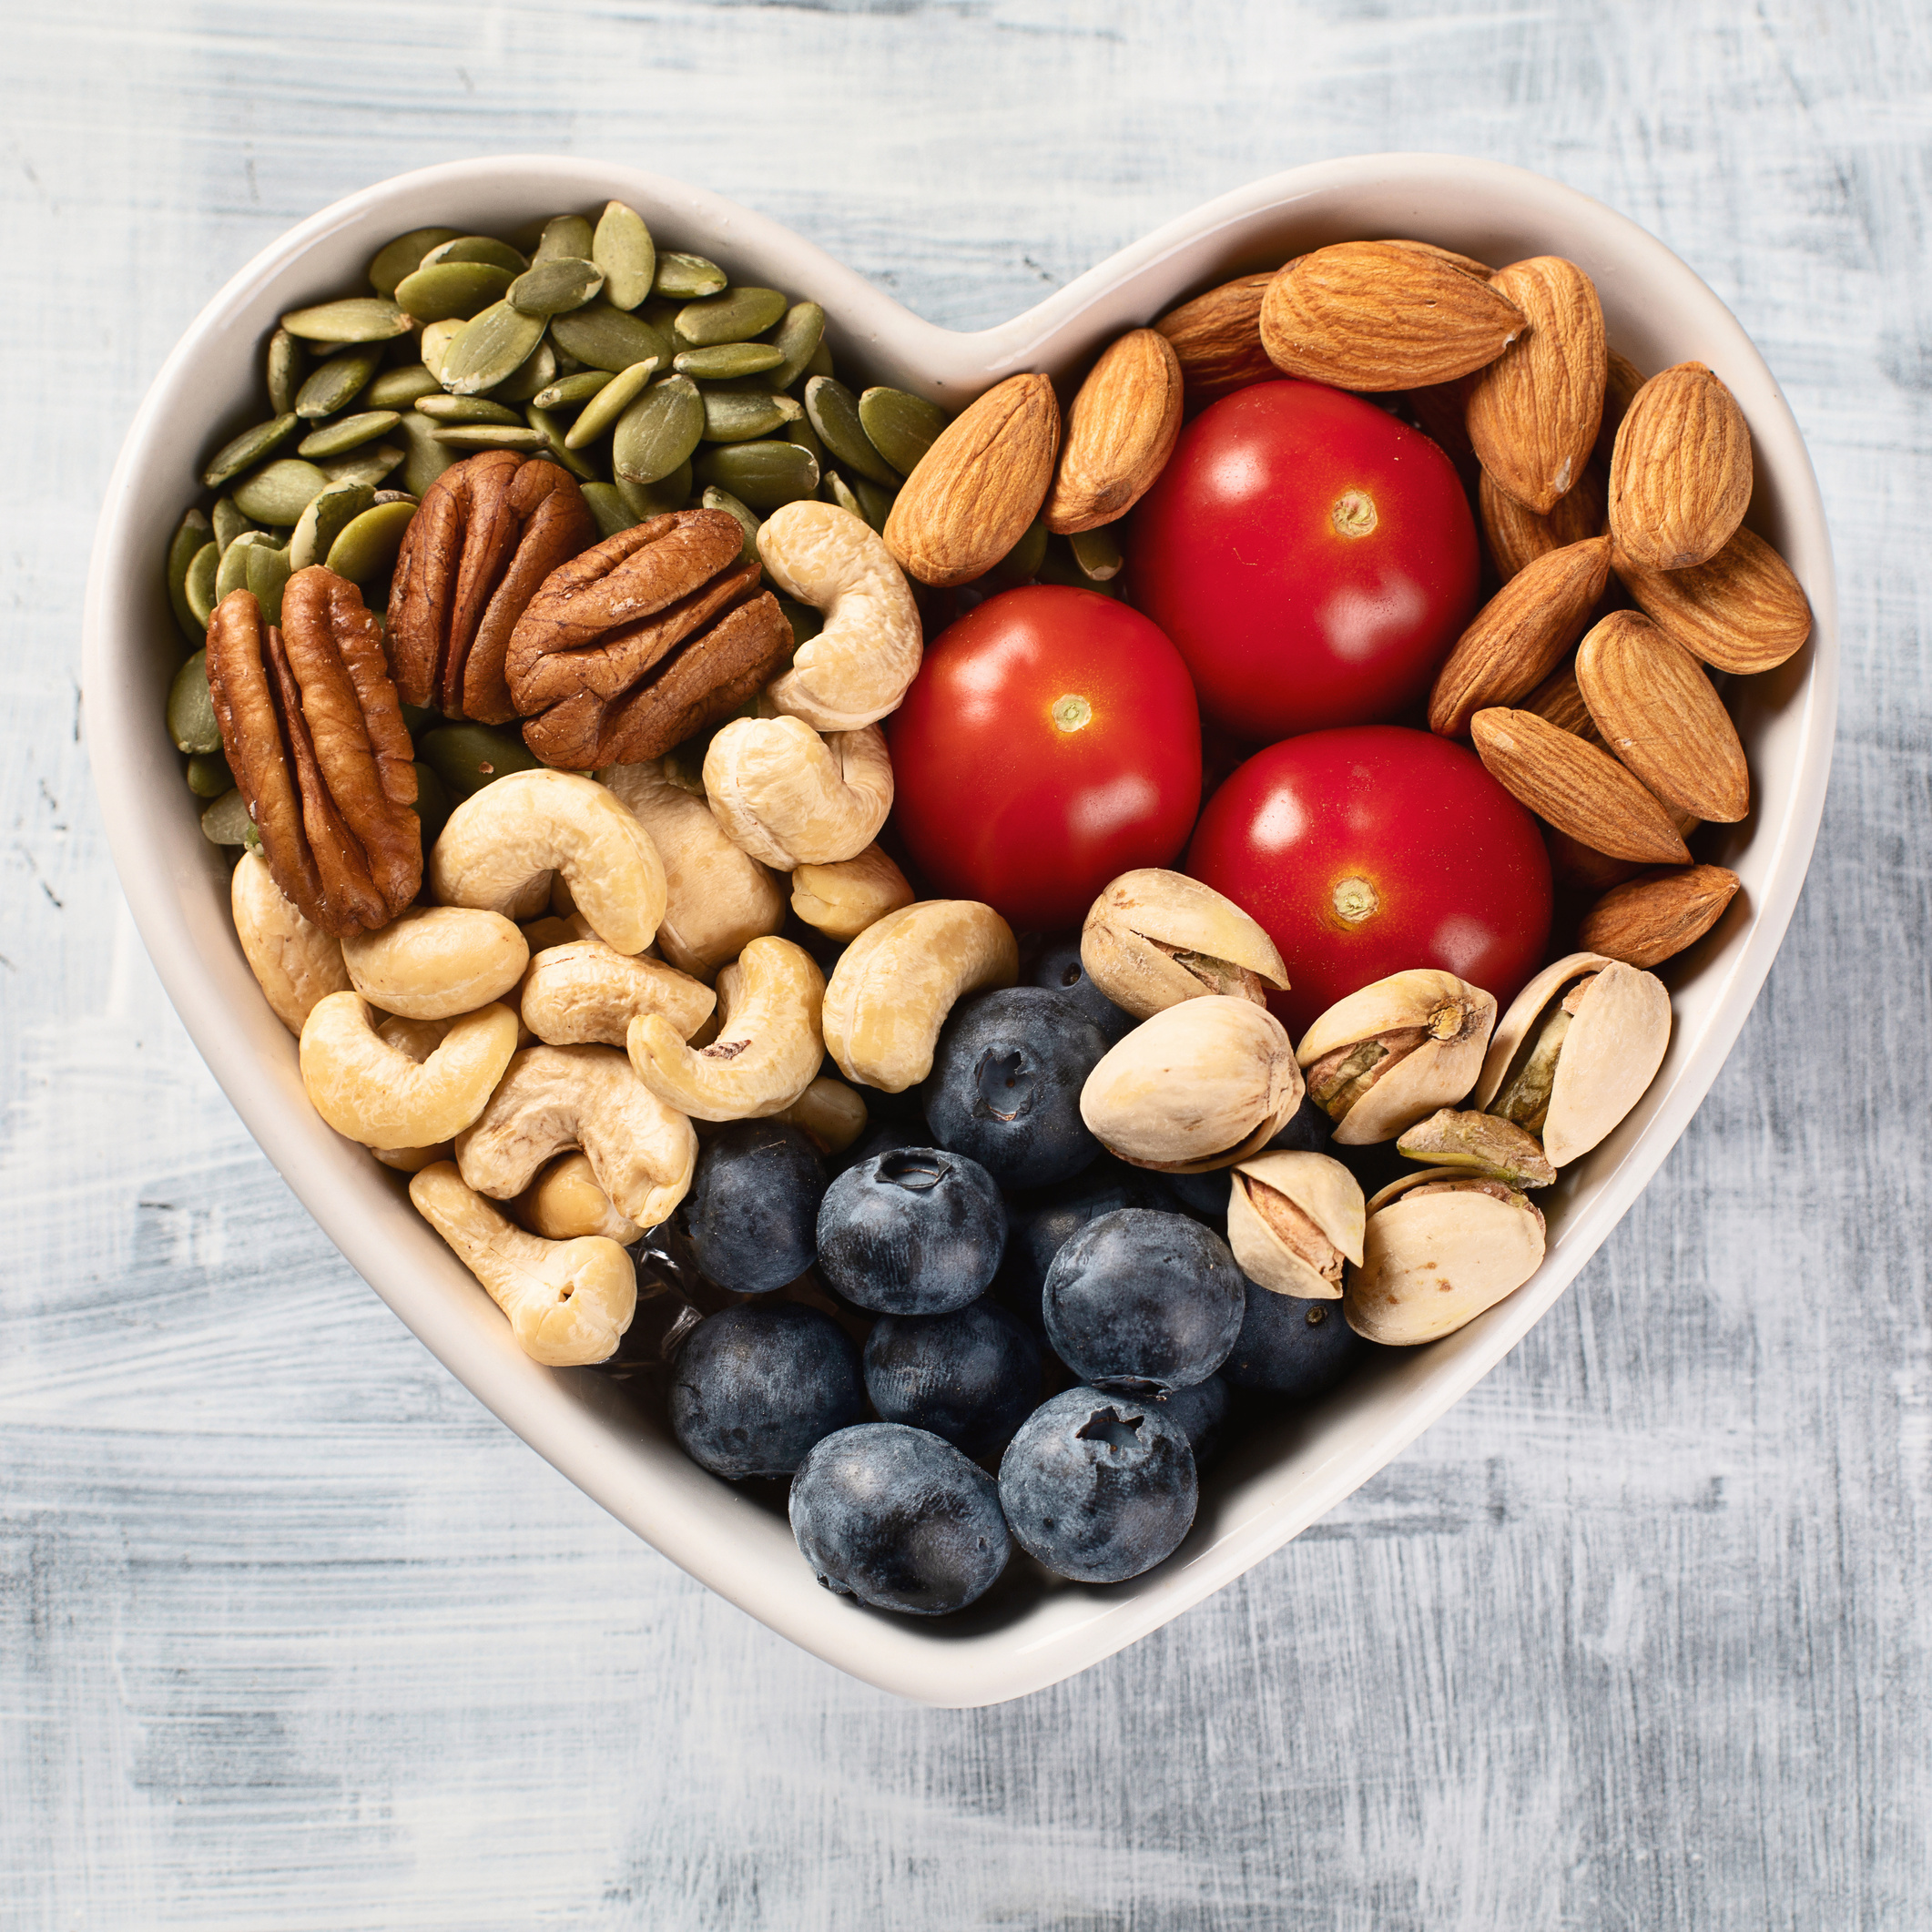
[4, 0, 1929, 1925]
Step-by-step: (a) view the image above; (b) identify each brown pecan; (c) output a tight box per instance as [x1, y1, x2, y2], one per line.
[505, 508, 793, 768]
[207, 566, 422, 938]
[386, 450, 595, 724]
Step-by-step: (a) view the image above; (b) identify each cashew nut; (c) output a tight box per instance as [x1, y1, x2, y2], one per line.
[756, 501, 924, 731]
[340, 904, 529, 1022]
[703, 716, 892, 869]
[821, 900, 1019, 1093]
[518, 911, 596, 952]
[601, 757, 786, 979]
[230, 849, 351, 1036]
[454, 1042, 697, 1231]
[627, 935, 826, 1122]
[300, 994, 518, 1149]
[369, 1013, 458, 1171]
[789, 843, 914, 941]
[520, 939, 716, 1046]
[775, 1074, 869, 1155]
[513, 1151, 643, 1244]
[429, 768, 666, 954]
[410, 1162, 636, 1367]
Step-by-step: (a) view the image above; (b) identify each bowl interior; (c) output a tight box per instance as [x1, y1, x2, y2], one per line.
[82, 154, 1835, 1706]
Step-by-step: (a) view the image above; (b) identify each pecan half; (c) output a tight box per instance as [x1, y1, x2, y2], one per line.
[207, 566, 422, 937]
[387, 450, 595, 724]
[505, 508, 793, 768]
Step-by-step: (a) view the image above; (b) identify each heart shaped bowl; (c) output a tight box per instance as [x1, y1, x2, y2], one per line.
[83, 154, 1835, 1706]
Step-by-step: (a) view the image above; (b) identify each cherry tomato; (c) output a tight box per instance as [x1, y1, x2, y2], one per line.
[1131, 380, 1480, 742]
[888, 585, 1201, 930]
[1186, 726, 1551, 1037]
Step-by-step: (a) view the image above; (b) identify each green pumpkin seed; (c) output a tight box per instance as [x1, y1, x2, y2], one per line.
[416, 394, 522, 425]
[168, 650, 222, 755]
[184, 540, 219, 631]
[297, 410, 401, 459]
[858, 386, 948, 476]
[289, 481, 375, 573]
[483, 337, 556, 404]
[326, 500, 417, 584]
[399, 701, 438, 738]
[366, 363, 442, 411]
[564, 358, 659, 448]
[185, 749, 233, 798]
[410, 761, 452, 847]
[266, 328, 305, 415]
[419, 235, 527, 275]
[534, 370, 614, 411]
[759, 301, 826, 392]
[280, 297, 411, 344]
[399, 413, 458, 497]
[293, 344, 382, 421]
[369, 227, 464, 297]
[676, 287, 788, 348]
[1037, 533, 1121, 598]
[849, 476, 896, 536]
[211, 497, 257, 554]
[786, 415, 827, 467]
[822, 470, 864, 521]
[419, 319, 465, 383]
[420, 721, 541, 801]
[701, 485, 762, 564]
[316, 443, 404, 489]
[245, 542, 292, 626]
[202, 413, 298, 490]
[701, 386, 794, 442]
[653, 251, 727, 300]
[805, 376, 900, 486]
[593, 201, 656, 310]
[508, 255, 605, 319]
[676, 342, 787, 381]
[441, 302, 545, 396]
[1005, 518, 1050, 581]
[395, 260, 515, 325]
[580, 481, 640, 540]
[232, 458, 328, 525]
[695, 439, 820, 513]
[524, 405, 597, 481]
[805, 335, 835, 381]
[200, 788, 255, 846]
[430, 423, 552, 452]
[550, 301, 671, 374]
[1068, 525, 1124, 582]
[534, 214, 595, 264]
[167, 509, 214, 646]
[216, 531, 274, 604]
[777, 596, 822, 651]
[617, 462, 692, 521]
[613, 375, 706, 486]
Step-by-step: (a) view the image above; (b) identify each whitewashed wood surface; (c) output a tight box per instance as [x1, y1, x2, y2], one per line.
[4, 1, 1927, 1924]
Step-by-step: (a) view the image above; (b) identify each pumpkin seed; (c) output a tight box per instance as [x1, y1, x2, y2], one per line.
[297, 410, 401, 459]
[399, 413, 458, 497]
[786, 415, 827, 467]
[654, 251, 727, 300]
[372, 489, 418, 507]
[280, 297, 411, 344]
[266, 328, 305, 414]
[617, 462, 692, 521]
[483, 336, 557, 404]
[326, 499, 417, 583]
[777, 596, 822, 651]
[676, 287, 788, 348]
[420, 721, 541, 800]
[202, 413, 298, 490]
[395, 260, 515, 325]
[1005, 518, 1050, 582]
[534, 214, 595, 264]
[676, 342, 787, 381]
[200, 788, 255, 846]
[581, 481, 640, 540]
[289, 480, 375, 572]
[701, 388, 792, 442]
[245, 541, 292, 626]
[409, 761, 452, 847]
[430, 423, 551, 452]
[562, 357, 657, 448]
[822, 470, 864, 520]
[694, 439, 820, 513]
[1068, 525, 1124, 582]
[184, 541, 219, 631]
[524, 405, 597, 481]
[185, 749, 233, 798]
[366, 363, 441, 411]
[849, 476, 895, 536]
[399, 701, 437, 738]
[1038, 534, 1121, 598]
[858, 386, 947, 476]
[805, 376, 899, 487]
[233, 458, 328, 525]
[168, 650, 222, 755]
[420, 235, 527, 275]
[293, 345, 381, 420]
[508, 255, 604, 318]
[216, 531, 274, 604]
[369, 227, 463, 297]
[759, 301, 826, 393]
[441, 302, 545, 395]
[211, 497, 257, 554]
[167, 509, 214, 646]
[534, 370, 614, 411]
[701, 485, 761, 564]
[805, 335, 835, 381]
[419, 319, 465, 383]
[550, 301, 671, 374]
[316, 444, 404, 489]
[613, 374, 706, 486]
[415, 394, 522, 425]
[593, 201, 656, 310]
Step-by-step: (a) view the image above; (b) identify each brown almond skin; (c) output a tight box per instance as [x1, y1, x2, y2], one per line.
[1480, 463, 1607, 581]
[883, 372, 1059, 587]
[1520, 660, 1602, 744]
[1575, 610, 1750, 823]
[1154, 272, 1277, 403]
[1429, 536, 1612, 737]
[1259, 240, 1525, 392]
[1613, 524, 1812, 675]
[1470, 707, 1692, 864]
[1466, 257, 1608, 514]
[1579, 864, 1742, 968]
[1594, 350, 1645, 470]
[1608, 361, 1754, 571]
[1044, 329, 1184, 534]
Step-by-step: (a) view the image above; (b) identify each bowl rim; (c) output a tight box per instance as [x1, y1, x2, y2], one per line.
[82, 151, 1838, 1706]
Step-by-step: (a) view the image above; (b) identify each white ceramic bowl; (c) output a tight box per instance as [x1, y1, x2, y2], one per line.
[83, 154, 1836, 1706]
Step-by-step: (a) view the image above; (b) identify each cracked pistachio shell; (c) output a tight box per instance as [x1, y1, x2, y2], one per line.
[1079, 869, 1288, 1020]
[1079, 996, 1305, 1174]
[1226, 1151, 1364, 1300]
[1345, 1171, 1546, 1346]
[1395, 1108, 1557, 1189]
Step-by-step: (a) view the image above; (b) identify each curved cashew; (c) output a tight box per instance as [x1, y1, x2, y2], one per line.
[520, 939, 715, 1046]
[518, 910, 596, 952]
[789, 843, 914, 941]
[429, 768, 666, 954]
[757, 501, 924, 731]
[369, 1013, 458, 1171]
[514, 1151, 643, 1244]
[601, 758, 786, 979]
[454, 1042, 697, 1231]
[410, 1162, 636, 1367]
[231, 850, 351, 1036]
[300, 994, 518, 1148]
[703, 716, 892, 869]
[776, 1074, 869, 1155]
[822, 900, 1019, 1093]
[341, 904, 528, 1022]
[627, 935, 825, 1122]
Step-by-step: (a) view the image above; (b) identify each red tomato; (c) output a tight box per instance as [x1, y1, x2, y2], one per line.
[1186, 726, 1551, 1037]
[888, 585, 1201, 930]
[1131, 380, 1480, 742]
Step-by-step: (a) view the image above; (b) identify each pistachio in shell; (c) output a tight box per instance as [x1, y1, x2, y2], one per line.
[1079, 868, 1288, 1021]
[1077, 995, 1304, 1174]
[1344, 1171, 1546, 1346]
[1394, 1108, 1557, 1189]
[1225, 1150, 1364, 1300]
[1296, 969, 1497, 1145]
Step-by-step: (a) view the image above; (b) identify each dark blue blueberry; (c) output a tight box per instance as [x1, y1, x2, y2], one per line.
[1155, 1373, 1234, 1474]
[1265, 1091, 1334, 1154]
[839, 1116, 937, 1175]
[817, 1146, 1007, 1315]
[1027, 935, 1136, 1044]
[995, 1157, 1171, 1334]
[1042, 1208, 1245, 1397]
[1158, 1166, 1233, 1225]
[683, 1119, 828, 1295]
[668, 1303, 863, 1479]
[1219, 1282, 1363, 1398]
[790, 1423, 1012, 1615]
[863, 1297, 1041, 1457]
[998, 1386, 1197, 1583]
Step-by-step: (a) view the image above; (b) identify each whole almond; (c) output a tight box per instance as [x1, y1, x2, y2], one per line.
[1428, 535, 1612, 737]
[1380, 239, 1496, 281]
[1613, 523, 1812, 674]
[1520, 660, 1603, 745]
[1154, 272, 1277, 402]
[1608, 361, 1753, 570]
[1575, 609, 1750, 823]
[883, 372, 1060, 587]
[1470, 707, 1691, 864]
[1545, 826, 1642, 894]
[1481, 463, 1607, 581]
[1044, 329, 1184, 534]
[1579, 863, 1742, 968]
[1259, 241, 1526, 392]
[1593, 350, 1644, 470]
[1465, 257, 1607, 514]
[1406, 373, 1477, 466]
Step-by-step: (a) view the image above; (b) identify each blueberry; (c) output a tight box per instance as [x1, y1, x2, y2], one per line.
[838, 1117, 931, 1175]
[998, 1387, 1197, 1583]
[683, 1120, 828, 1295]
[995, 1157, 1171, 1334]
[1158, 1165, 1233, 1225]
[1266, 1091, 1333, 1154]
[790, 1423, 1012, 1615]
[669, 1303, 863, 1479]
[863, 1296, 1041, 1456]
[817, 1146, 1007, 1315]
[1027, 935, 1136, 1043]
[1156, 1373, 1234, 1474]
[1219, 1283, 1364, 1398]
[1042, 1208, 1245, 1396]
